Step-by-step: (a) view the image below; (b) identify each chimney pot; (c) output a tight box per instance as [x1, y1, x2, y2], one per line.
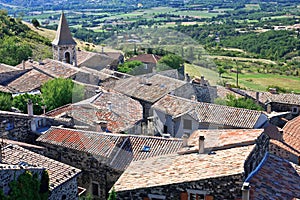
[22, 60, 25, 70]
[182, 134, 189, 147]
[256, 92, 259, 103]
[27, 99, 33, 116]
[199, 136, 205, 154]
[242, 182, 250, 200]
[267, 104, 272, 114]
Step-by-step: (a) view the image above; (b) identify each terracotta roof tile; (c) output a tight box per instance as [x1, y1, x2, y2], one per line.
[187, 129, 264, 150]
[248, 153, 300, 200]
[6, 69, 52, 93]
[114, 145, 255, 192]
[37, 127, 183, 171]
[114, 75, 187, 103]
[2, 144, 81, 190]
[153, 95, 265, 129]
[128, 54, 161, 64]
[282, 116, 300, 152]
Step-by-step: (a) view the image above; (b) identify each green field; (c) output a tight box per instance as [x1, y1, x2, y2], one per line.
[185, 63, 300, 93]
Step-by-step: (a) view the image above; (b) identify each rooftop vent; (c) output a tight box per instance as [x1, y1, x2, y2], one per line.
[141, 145, 150, 152]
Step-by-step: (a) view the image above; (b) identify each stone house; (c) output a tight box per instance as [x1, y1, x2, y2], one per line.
[0, 110, 72, 143]
[230, 88, 300, 115]
[44, 89, 144, 134]
[1, 144, 81, 200]
[245, 153, 300, 199]
[152, 95, 269, 138]
[113, 74, 196, 120]
[36, 127, 183, 200]
[113, 129, 270, 199]
[127, 54, 161, 74]
[268, 116, 300, 165]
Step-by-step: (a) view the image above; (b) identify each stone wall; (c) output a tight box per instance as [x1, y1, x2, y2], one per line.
[269, 142, 299, 165]
[39, 143, 122, 200]
[244, 133, 269, 177]
[116, 174, 244, 200]
[49, 177, 79, 200]
[0, 111, 73, 143]
[0, 167, 44, 195]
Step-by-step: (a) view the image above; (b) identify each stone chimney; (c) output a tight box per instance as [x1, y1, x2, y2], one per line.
[27, 99, 33, 116]
[191, 95, 197, 101]
[185, 73, 191, 82]
[198, 136, 205, 154]
[267, 104, 272, 114]
[256, 92, 259, 103]
[22, 60, 25, 70]
[96, 121, 107, 132]
[269, 88, 277, 94]
[241, 182, 250, 200]
[225, 83, 231, 89]
[107, 101, 112, 112]
[200, 75, 205, 86]
[182, 134, 189, 147]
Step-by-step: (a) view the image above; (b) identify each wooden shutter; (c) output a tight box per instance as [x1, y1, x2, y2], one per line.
[143, 197, 150, 200]
[205, 195, 214, 200]
[180, 192, 188, 200]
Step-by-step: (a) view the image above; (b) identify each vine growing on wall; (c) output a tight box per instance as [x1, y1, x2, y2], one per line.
[0, 170, 49, 200]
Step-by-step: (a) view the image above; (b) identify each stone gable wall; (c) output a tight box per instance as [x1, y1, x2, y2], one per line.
[116, 174, 244, 200]
[0, 111, 73, 143]
[0, 168, 44, 195]
[244, 133, 269, 177]
[49, 177, 79, 200]
[39, 143, 122, 200]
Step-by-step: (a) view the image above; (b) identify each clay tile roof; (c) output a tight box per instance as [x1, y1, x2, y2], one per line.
[52, 12, 76, 46]
[282, 116, 300, 152]
[2, 144, 81, 190]
[6, 69, 52, 93]
[153, 95, 265, 128]
[128, 54, 161, 64]
[45, 91, 143, 133]
[0, 63, 18, 72]
[114, 145, 255, 192]
[248, 153, 300, 200]
[33, 59, 79, 78]
[216, 86, 243, 99]
[114, 75, 187, 103]
[187, 129, 264, 150]
[37, 127, 183, 171]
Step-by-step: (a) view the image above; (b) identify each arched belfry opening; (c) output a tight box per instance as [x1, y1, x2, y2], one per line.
[65, 52, 71, 64]
[52, 12, 77, 66]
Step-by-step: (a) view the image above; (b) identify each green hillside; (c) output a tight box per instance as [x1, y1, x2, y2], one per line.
[0, 10, 52, 66]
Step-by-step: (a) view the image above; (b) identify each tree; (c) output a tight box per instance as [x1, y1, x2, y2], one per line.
[217, 66, 226, 77]
[107, 188, 116, 200]
[215, 94, 263, 111]
[31, 18, 40, 28]
[41, 78, 84, 111]
[0, 92, 12, 111]
[117, 61, 143, 73]
[12, 93, 43, 115]
[158, 54, 184, 69]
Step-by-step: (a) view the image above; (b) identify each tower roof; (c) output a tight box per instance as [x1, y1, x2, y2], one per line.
[52, 12, 76, 46]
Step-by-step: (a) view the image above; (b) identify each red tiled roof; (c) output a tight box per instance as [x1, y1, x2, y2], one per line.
[37, 127, 183, 171]
[114, 75, 187, 103]
[153, 95, 265, 129]
[6, 69, 52, 93]
[2, 144, 81, 191]
[248, 153, 300, 200]
[128, 54, 161, 64]
[283, 116, 300, 152]
[114, 145, 255, 192]
[187, 129, 264, 151]
[45, 91, 143, 133]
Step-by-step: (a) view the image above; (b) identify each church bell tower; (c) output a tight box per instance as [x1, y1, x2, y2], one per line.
[52, 12, 77, 66]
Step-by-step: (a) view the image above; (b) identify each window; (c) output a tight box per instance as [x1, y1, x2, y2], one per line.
[180, 190, 213, 200]
[183, 119, 192, 130]
[5, 121, 14, 131]
[92, 182, 99, 196]
[292, 106, 299, 114]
